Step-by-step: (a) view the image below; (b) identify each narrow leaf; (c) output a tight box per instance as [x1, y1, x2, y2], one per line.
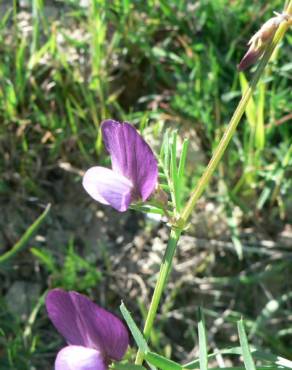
[0, 204, 51, 264]
[255, 82, 265, 150]
[120, 302, 149, 353]
[170, 130, 178, 188]
[237, 319, 256, 370]
[185, 346, 292, 369]
[144, 351, 183, 370]
[198, 307, 208, 370]
[239, 73, 256, 129]
[112, 364, 146, 370]
[177, 138, 189, 182]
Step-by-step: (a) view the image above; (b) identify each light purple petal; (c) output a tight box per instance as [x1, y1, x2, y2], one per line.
[102, 120, 158, 201]
[82, 166, 133, 212]
[46, 289, 129, 362]
[55, 346, 106, 370]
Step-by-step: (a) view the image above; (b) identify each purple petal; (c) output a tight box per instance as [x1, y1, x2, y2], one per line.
[46, 289, 129, 362]
[69, 291, 129, 361]
[82, 166, 133, 212]
[46, 290, 87, 347]
[55, 346, 106, 370]
[102, 120, 158, 201]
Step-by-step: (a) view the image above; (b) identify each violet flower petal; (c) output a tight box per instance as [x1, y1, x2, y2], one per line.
[69, 291, 129, 361]
[46, 290, 87, 347]
[82, 166, 133, 212]
[102, 120, 158, 201]
[55, 346, 106, 370]
[46, 289, 129, 362]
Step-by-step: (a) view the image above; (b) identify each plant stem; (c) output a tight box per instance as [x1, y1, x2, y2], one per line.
[135, 227, 182, 364]
[287, 1, 292, 15]
[135, 3, 292, 364]
[179, 8, 292, 226]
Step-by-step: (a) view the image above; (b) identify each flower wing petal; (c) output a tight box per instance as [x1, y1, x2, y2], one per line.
[102, 120, 158, 201]
[82, 166, 133, 212]
[70, 291, 129, 361]
[46, 289, 87, 347]
[55, 346, 106, 370]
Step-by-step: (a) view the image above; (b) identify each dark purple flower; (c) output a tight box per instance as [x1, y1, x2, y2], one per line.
[83, 120, 158, 212]
[46, 289, 129, 370]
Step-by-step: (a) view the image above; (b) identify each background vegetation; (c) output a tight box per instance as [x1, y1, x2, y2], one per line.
[0, 0, 291, 369]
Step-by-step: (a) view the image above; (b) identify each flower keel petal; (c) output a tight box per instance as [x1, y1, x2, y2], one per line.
[55, 346, 106, 370]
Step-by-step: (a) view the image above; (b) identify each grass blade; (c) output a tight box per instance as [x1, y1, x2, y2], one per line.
[255, 82, 265, 150]
[0, 204, 51, 264]
[144, 351, 183, 370]
[198, 307, 208, 370]
[237, 319, 256, 370]
[112, 364, 146, 370]
[120, 301, 149, 353]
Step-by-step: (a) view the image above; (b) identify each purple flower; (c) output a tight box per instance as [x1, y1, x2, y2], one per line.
[82, 120, 158, 212]
[46, 289, 129, 370]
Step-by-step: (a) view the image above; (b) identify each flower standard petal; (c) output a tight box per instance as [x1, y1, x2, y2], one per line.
[69, 291, 129, 362]
[46, 289, 87, 347]
[46, 289, 129, 363]
[55, 346, 106, 370]
[82, 166, 133, 212]
[102, 120, 158, 201]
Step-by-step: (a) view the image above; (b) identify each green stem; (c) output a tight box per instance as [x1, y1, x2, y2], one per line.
[179, 9, 292, 226]
[135, 227, 182, 364]
[135, 3, 292, 364]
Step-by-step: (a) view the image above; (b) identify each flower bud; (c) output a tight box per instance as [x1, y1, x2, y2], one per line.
[238, 45, 264, 71]
[238, 12, 291, 71]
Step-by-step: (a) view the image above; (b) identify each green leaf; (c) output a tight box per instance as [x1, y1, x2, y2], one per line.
[177, 138, 189, 183]
[170, 130, 179, 192]
[120, 302, 149, 353]
[30, 247, 56, 272]
[202, 367, 286, 370]
[255, 82, 265, 150]
[144, 351, 183, 370]
[111, 364, 146, 370]
[237, 319, 256, 370]
[239, 73, 256, 129]
[177, 138, 189, 211]
[198, 307, 208, 370]
[0, 204, 51, 264]
[185, 345, 292, 369]
[161, 130, 170, 171]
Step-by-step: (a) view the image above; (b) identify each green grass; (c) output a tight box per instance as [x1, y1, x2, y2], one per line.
[0, 0, 291, 368]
